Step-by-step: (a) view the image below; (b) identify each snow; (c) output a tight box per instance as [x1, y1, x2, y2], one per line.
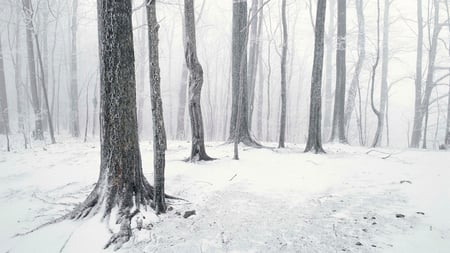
[1, 137, 449, 252]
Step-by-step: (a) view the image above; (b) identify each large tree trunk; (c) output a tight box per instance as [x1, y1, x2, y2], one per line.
[370, 0, 382, 148]
[146, 0, 168, 214]
[305, 0, 326, 154]
[229, 0, 260, 147]
[0, 35, 10, 136]
[323, 0, 335, 140]
[372, 0, 390, 147]
[23, 0, 44, 140]
[69, 0, 163, 248]
[330, 0, 347, 143]
[278, 0, 288, 148]
[70, 0, 80, 137]
[344, 0, 365, 136]
[184, 0, 213, 161]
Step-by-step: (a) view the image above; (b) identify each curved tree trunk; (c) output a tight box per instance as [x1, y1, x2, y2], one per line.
[69, 1, 165, 248]
[344, 0, 365, 136]
[305, 0, 326, 154]
[184, 0, 213, 161]
[330, 0, 347, 143]
[278, 0, 288, 148]
[370, 0, 381, 148]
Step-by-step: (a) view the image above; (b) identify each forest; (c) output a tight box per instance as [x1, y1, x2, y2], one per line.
[0, 0, 450, 252]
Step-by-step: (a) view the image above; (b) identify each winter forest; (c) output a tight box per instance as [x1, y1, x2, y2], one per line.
[0, 0, 450, 252]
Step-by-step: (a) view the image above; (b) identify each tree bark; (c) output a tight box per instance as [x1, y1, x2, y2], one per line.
[0, 35, 10, 136]
[372, 0, 390, 147]
[305, 0, 326, 154]
[323, 0, 335, 139]
[344, 0, 365, 136]
[278, 0, 288, 148]
[23, 0, 44, 140]
[330, 0, 347, 143]
[184, 0, 213, 161]
[70, 0, 80, 137]
[229, 0, 260, 147]
[70, 0, 162, 248]
[370, 0, 382, 148]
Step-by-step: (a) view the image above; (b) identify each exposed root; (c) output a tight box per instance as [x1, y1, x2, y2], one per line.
[13, 214, 69, 237]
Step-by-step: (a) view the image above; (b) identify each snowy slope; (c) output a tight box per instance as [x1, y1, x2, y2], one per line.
[0, 138, 449, 253]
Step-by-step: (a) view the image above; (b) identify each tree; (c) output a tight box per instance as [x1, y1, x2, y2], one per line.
[0, 35, 10, 136]
[183, 0, 213, 161]
[248, 0, 262, 130]
[370, 0, 382, 148]
[323, 0, 336, 139]
[23, 0, 44, 140]
[229, 0, 260, 147]
[305, 0, 326, 154]
[330, 0, 347, 143]
[147, 0, 168, 214]
[278, 0, 288, 148]
[70, 0, 80, 137]
[344, 0, 365, 137]
[68, 0, 165, 247]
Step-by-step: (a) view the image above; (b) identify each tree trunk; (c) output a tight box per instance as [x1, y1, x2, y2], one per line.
[23, 0, 44, 140]
[184, 0, 213, 161]
[446, 73, 450, 145]
[176, 6, 189, 141]
[278, 0, 288, 148]
[330, 0, 347, 143]
[247, 0, 262, 130]
[344, 0, 365, 135]
[370, 0, 382, 148]
[70, 0, 159, 248]
[229, 0, 260, 147]
[0, 35, 10, 136]
[146, 0, 167, 214]
[323, 0, 335, 139]
[35, 35, 56, 144]
[70, 0, 80, 137]
[372, 0, 390, 147]
[305, 0, 326, 154]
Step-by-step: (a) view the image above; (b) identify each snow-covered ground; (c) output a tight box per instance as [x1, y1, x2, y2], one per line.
[1, 138, 449, 253]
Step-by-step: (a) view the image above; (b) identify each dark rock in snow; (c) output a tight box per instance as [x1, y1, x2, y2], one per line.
[167, 206, 173, 211]
[400, 180, 412, 184]
[355, 242, 363, 246]
[183, 210, 196, 218]
[396, 214, 405, 218]
[416, 211, 425, 215]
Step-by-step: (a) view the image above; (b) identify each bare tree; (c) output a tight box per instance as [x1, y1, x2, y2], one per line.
[184, 0, 213, 161]
[23, 0, 44, 140]
[330, 0, 347, 143]
[69, 0, 80, 137]
[278, 0, 287, 148]
[344, 0, 365, 137]
[370, 0, 382, 148]
[323, 0, 335, 139]
[305, 0, 326, 154]
[0, 35, 10, 135]
[229, 0, 260, 147]
[372, 0, 391, 147]
[146, 0, 168, 213]
[248, 0, 262, 130]
[68, 0, 167, 248]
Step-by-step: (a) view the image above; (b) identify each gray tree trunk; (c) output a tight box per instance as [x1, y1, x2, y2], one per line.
[70, 0, 80, 137]
[344, 0, 365, 135]
[247, 0, 261, 130]
[184, 0, 213, 161]
[0, 35, 10, 137]
[146, 0, 167, 214]
[370, 0, 382, 148]
[305, 0, 326, 154]
[69, 0, 162, 248]
[278, 0, 288, 148]
[330, 0, 347, 143]
[323, 0, 335, 139]
[23, 0, 44, 140]
[176, 5, 188, 141]
[372, 0, 390, 147]
[229, 0, 260, 147]
[446, 71, 450, 145]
